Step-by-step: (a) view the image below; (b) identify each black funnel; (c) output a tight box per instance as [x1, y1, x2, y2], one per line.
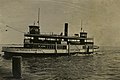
[64, 23, 68, 36]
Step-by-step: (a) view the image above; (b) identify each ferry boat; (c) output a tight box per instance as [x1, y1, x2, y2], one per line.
[2, 22, 99, 58]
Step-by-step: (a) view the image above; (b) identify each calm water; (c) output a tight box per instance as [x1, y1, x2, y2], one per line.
[0, 45, 120, 80]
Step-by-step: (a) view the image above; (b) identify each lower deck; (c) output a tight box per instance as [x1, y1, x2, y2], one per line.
[2, 47, 94, 58]
[3, 51, 93, 59]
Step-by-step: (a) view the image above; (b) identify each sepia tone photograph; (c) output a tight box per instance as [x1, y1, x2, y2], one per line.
[0, 0, 120, 80]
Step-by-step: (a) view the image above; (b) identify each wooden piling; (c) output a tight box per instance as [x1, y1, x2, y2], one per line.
[12, 56, 22, 78]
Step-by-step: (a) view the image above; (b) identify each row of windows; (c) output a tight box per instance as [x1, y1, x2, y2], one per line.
[24, 44, 67, 49]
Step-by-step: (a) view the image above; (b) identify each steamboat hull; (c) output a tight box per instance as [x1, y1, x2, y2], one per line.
[3, 52, 93, 58]
[3, 52, 72, 58]
[2, 47, 93, 58]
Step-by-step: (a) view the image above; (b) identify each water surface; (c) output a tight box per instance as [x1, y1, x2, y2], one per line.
[0, 45, 120, 80]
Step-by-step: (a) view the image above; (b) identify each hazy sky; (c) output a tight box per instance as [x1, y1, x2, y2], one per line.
[0, 0, 120, 46]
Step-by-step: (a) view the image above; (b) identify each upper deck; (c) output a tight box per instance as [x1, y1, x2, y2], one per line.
[24, 33, 93, 40]
[23, 23, 94, 48]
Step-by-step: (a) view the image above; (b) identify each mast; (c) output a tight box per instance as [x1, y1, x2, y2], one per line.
[37, 8, 40, 27]
[80, 20, 83, 32]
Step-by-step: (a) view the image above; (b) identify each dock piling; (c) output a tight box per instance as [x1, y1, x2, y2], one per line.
[12, 56, 22, 79]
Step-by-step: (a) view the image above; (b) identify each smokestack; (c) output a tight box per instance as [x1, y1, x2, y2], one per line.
[64, 23, 68, 36]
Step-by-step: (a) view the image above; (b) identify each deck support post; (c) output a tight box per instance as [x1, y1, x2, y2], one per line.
[12, 56, 22, 79]
[68, 43, 70, 55]
[55, 42, 57, 53]
[92, 45, 94, 53]
[87, 46, 89, 53]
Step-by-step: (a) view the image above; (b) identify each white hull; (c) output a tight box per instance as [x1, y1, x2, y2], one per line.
[2, 47, 94, 54]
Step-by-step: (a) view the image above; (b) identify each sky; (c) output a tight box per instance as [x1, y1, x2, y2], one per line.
[0, 0, 120, 46]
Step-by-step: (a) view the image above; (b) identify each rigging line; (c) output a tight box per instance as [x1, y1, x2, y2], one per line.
[39, 0, 96, 18]
[43, 0, 95, 12]
[6, 25, 25, 33]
